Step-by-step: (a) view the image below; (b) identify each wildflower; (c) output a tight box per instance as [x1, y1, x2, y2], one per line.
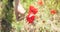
[50, 9, 56, 14]
[29, 5, 38, 14]
[26, 13, 35, 23]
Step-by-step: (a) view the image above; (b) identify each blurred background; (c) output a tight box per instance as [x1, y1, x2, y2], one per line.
[0, 0, 60, 32]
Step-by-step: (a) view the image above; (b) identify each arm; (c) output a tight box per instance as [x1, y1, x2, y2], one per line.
[14, 0, 26, 20]
[14, 0, 19, 20]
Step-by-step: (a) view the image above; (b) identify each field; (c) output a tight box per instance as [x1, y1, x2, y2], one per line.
[0, 0, 60, 32]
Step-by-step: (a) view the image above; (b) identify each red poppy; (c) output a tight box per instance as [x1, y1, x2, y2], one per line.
[29, 5, 38, 14]
[50, 9, 56, 14]
[26, 13, 35, 23]
[38, 0, 44, 6]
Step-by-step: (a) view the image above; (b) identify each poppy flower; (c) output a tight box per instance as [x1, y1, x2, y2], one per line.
[38, 0, 44, 6]
[26, 13, 35, 23]
[29, 5, 38, 14]
[50, 9, 56, 15]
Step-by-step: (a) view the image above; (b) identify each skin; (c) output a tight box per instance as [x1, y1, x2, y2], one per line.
[15, 0, 19, 20]
[14, 0, 25, 20]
